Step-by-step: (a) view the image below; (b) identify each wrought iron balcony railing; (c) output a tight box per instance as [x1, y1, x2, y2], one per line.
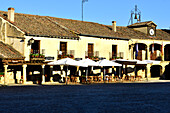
[57, 50, 75, 59]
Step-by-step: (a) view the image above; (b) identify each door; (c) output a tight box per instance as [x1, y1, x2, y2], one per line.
[31, 40, 40, 54]
[112, 45, 117, 58]
[88, 43, 94, 57]
[60, 42, 67, 55]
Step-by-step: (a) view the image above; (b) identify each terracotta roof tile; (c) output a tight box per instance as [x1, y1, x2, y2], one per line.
[0, 41, 24, 59]
[128, 21, 157, 27]
[156, 29, 170, 40]
[0, 11, 78, 38]
[0, 11, 169, 40]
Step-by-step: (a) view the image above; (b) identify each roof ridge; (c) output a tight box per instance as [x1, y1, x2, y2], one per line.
[49, 16, 110, 27]
[46, 17, 79, 36]
[1, 10, 110, 31]
[0, 10, 105, 26]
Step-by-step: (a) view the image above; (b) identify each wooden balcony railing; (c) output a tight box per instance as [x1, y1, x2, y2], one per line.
[57, 50, 75, 59]
[109, 52, 124, 60]
[85, 51, 99, 60]
[30, 49, 45, 63]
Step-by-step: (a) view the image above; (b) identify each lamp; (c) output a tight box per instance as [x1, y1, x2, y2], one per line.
[30, 38, 34, 44]
[27, 38, 34, 45]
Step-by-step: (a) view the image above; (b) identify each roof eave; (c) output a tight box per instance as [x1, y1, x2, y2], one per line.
[25, 34, 79, 40]
[79, 34, 130, 41]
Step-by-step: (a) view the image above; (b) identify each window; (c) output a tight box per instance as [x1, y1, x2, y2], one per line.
[31, 40, 40, 54]
[112, 45, 117, 58]
[60, 42, 67, 55]
[88, 43, 94, 57]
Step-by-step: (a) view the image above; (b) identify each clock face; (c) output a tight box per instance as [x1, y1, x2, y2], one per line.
[149, 29, 155, 36]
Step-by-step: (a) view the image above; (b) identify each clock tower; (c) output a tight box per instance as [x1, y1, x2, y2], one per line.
[128, 21, 157, 36]
[147, 23, 157, 36]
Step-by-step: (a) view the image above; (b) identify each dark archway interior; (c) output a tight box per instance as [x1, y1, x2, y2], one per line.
[150, 65, 162, 78]
[133, 43, 147, 60]
[164, 64, 170, 80]
[164, 44, 170, 61]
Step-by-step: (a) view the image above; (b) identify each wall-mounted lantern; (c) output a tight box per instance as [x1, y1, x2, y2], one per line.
[27, 38, 34, 46]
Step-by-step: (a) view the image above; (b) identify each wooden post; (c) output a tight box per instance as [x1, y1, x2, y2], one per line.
[42, 64, 45, 84]
[22, 64, 27, 84]
[86, 67, 88, 82]
[66, 65, 68, 85]
[50, 66, 53, 82]
[4, 65, 8, 85]
[119, 66, 121, 78]
[144, 65, 148, 81]
[147, 45, 150, 60]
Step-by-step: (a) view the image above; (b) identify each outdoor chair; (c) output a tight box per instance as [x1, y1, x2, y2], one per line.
[87, 76, 93, 83]
[98, 76, 102, 82]
[93, 76, 98, 82]
[113, 76, 119, 82]
[136, 76, 142, 81]
[129, 75, 135, 81]
[108, 76, 112, 82]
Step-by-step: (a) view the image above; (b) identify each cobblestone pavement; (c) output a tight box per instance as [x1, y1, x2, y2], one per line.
[0, 83, 170, 113]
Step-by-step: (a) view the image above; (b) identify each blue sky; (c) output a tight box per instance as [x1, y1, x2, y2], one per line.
[1, 0, 170, 29]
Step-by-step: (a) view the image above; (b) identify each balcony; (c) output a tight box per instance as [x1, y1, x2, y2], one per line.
[30, 49, 45, 63]
[57, 50, 75, 59]
[109, 52, 124, 60]
[85, 51, 99, 60]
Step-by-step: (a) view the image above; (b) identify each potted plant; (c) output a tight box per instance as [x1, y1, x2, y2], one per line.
[94, 56, 99, 60]
[69, 54, 74, 58]
[20, 79, 23, 83]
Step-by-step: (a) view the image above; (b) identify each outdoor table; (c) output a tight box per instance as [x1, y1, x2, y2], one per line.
[64, 77, 70, 83]
[87, 76, 93, 83]
[129, 76, 135, 81]
[113, 76, 119, 81]
[74, 77, 79, 83]
[93, 76, 98, 82]
[136, 76, 142, 81]
[108, 76, 112, 82]
[98, 76, 102, 82]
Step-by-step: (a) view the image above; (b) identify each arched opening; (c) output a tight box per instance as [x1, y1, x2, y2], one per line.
[27, 65, 42, 83]
[164, 64, 170, 80]
[149, 43, 161, 60]
[150, 65, 162, 78]
[133, 43, 147, 60]
[164, 44, 170, 61]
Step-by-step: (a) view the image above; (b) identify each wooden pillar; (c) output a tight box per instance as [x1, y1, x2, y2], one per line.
[134, 66, 137, 78]
[112, 66, 114, 80]
[145, 65, 148, 81]
[65, 65, 68, 85]
[162, 44, 165, 61]
[4, 65, 8, 85]
[22, 64, 27, 84]
[86, 67, 88, 82]
[125, 65, 127, 76]
[60, 65, 64, 82]
[130, 45, 134, 60]
[147, 64, 151, 78]
[42, 64, 45, 84]
[147, 45, 150, 60]
[50, 66, 53, 82]
[161, 64, 166, 78]
[118, 66, 121, 78]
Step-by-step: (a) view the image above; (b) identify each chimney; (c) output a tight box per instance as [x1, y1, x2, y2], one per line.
[112, 21, 116, 32]
[8, 7, 15, 22]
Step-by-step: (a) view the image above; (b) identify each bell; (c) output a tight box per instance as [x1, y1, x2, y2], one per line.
[134, 14, 138, 19]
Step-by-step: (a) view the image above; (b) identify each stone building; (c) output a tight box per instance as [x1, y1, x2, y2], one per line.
[0, 8, 169, 85]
